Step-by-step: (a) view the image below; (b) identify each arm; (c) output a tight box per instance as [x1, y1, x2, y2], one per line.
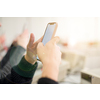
[1, 29, 29, 67]
[0, 45, 26, 79]
[37, 36, 62, 84]
[0, 44, 25, 69]
[0, 29, 29, 68]
[0, 29, 28, 79]
[0, 44, 15, 68]
[0, 56, 38, 84]
[0, 33, 43, 84]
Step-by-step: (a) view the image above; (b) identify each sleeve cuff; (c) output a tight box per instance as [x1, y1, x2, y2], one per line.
[13, 56, 38, 78]
[38, 77, 58, 84]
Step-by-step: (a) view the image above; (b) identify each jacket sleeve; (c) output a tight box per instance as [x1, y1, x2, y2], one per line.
[38, 78, 58, 84]
[0, 44, 14, 68]
[0, 45, 26, 79]
[0, 44, 26, 68]
[0, 56, 38, 84]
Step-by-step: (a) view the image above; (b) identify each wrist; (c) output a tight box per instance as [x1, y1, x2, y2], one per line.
[42, 60, 59, 81]
[13, 56, 38, 78]
[25, 54, 37, 65]
[12, 42, 26, 49]
[17, 43, 26, 49]
[42, 59, 59, 69]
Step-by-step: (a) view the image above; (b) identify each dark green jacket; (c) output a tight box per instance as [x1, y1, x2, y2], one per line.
[0, 45, 37, 83]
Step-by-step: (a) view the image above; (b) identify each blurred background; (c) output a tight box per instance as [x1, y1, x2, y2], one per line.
[0, 17, 100, 84]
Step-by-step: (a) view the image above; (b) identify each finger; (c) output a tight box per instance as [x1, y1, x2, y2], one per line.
[37, 42, 44, 49]
[51, 36, 60, 44]
[28, 33, 35, 47]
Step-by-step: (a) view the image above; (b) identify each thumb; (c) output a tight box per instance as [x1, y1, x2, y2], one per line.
[37, 42, 44, 58]
[51, 36, 60, 44]
[37, 42, 44, 49]
[28, 33, 35, 47]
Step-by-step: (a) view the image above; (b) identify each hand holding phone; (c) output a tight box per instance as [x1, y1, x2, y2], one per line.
[37, 32, 61, 82]
[37, 22, 58, 60]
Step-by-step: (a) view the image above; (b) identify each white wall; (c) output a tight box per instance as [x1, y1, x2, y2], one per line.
[0, 17, 99, 46]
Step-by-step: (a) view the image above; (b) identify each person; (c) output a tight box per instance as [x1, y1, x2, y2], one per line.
[0, 32, 42, 83]
[0, 32, 61, 84]
[0, 22, 61, 84]
[0, 29, 29, 79]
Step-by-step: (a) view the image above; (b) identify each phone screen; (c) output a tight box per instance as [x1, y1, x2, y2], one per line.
[42, 23, 56, 45]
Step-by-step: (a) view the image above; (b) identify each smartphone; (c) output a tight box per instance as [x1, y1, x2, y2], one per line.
[37, 22, 58, 60]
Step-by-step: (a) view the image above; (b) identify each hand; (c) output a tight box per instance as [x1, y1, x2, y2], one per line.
[37, 36, 62, 81]
[13, 29, 29, 49]
[25, 33, 43, 64]
[0, 34, 6, 45]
